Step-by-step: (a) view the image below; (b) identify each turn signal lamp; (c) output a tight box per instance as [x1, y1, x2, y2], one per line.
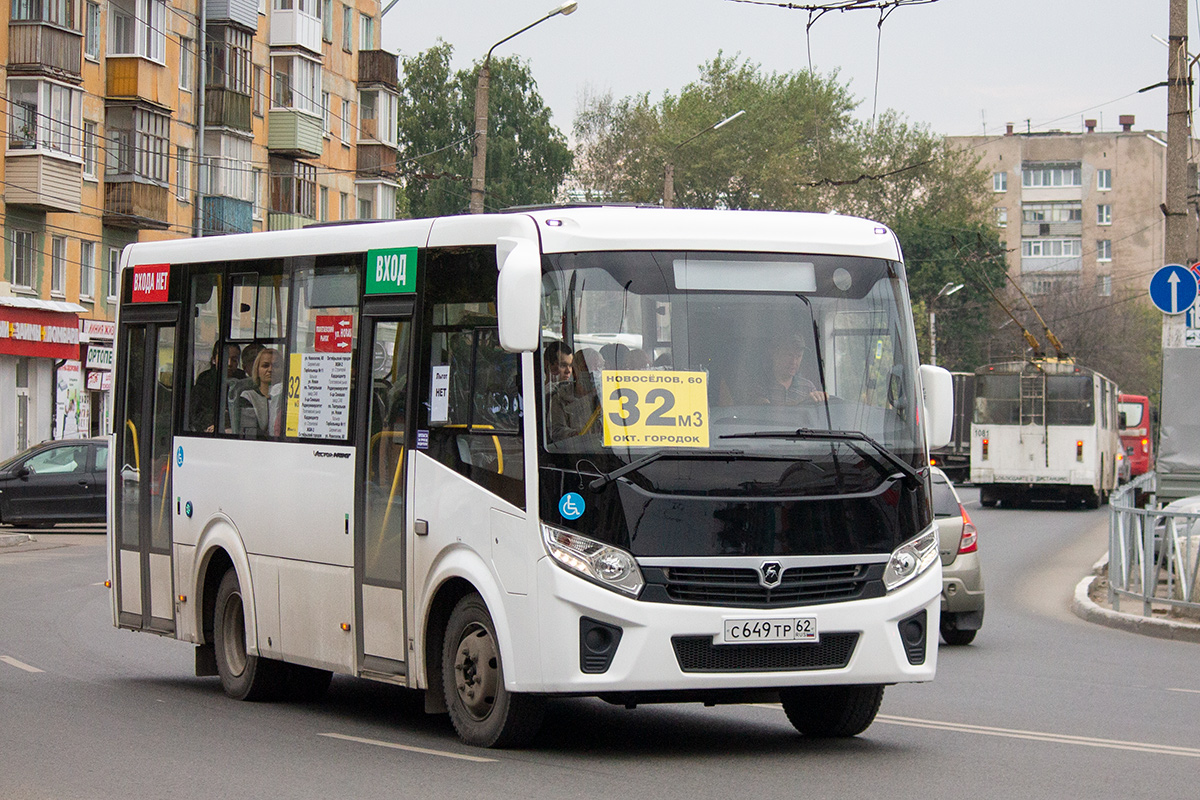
[1142, 438, 1149, 453]
[1076, 440, 1084, 461]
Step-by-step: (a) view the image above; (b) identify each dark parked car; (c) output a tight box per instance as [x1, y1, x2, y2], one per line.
[0, 438, 108, 527]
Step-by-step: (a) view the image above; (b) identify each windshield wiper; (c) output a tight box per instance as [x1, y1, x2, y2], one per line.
[717, 428, 922, 488]
[588, 448, 745, 491]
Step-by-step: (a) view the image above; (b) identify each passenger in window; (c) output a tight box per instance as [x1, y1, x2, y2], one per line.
[548, 348, 604, 441]
[238, 347, 281, 437]
[240, 341, 264, 377]
[224, 342, 247, 380]
[741, 332, 826, 405]
[542, 340, 573, 391]
[193, 342, 243, 433]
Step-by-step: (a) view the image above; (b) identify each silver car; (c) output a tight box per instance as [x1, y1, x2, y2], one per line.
[931, 466, 984, 645]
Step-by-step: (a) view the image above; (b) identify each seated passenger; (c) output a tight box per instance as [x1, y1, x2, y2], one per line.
[548, 348, 605, 441]
[740, 332, 826, 405]
[238, 347, 282, 437]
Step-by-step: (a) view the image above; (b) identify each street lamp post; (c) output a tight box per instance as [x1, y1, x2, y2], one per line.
[662, 110, 744, 209]
[469, 1, 578, 214]
[929, 281, 964, 367]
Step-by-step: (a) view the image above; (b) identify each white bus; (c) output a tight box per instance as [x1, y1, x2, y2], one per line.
[970, 358, 1121, 508]
[108, 207, 953, 747]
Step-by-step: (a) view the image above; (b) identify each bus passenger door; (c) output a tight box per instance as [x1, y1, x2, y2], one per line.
[114, 309, 179, 634]
[356, 306, 413, 674]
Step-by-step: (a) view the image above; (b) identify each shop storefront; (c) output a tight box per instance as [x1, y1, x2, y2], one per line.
[80, 319, 115, 437]
[0, 298, 83, 460]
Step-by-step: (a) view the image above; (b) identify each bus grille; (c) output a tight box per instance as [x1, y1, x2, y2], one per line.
[671, 633, 860, 673]
[649, 564, 881, 608]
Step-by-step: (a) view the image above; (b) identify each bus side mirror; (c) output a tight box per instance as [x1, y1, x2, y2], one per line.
[496, 236, 541, 353]
[920, 364, 954, 450]
[1118, 411, 1127, 429]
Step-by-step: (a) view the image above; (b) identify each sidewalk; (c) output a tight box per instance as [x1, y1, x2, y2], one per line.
[1071, 555, 1200, 644]
[0, 533, 34, 548]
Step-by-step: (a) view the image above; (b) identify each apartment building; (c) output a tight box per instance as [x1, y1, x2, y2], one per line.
[2, 0, 399, 457]
[948, 116, 1198, 302]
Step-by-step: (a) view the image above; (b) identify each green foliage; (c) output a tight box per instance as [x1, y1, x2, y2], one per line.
[396, 41, 572, 218]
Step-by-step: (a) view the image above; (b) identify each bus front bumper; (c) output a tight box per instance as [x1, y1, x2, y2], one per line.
[530, 556, 941, 694]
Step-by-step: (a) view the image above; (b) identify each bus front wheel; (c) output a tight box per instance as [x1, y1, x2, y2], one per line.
[442, 592, 544, 748]
[779, 684, 885, 737]
[213, 569, 285, 701]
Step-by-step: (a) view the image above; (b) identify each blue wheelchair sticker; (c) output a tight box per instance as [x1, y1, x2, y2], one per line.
[176, 446, 184, 468]
[559, 492, 585, 520]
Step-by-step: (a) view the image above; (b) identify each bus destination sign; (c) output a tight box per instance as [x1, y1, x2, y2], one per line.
[601, 370, 710, 448]
[366, 247, 418, 294]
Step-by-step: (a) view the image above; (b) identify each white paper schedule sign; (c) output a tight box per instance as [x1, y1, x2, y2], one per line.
[286, 353, 352, 439]
[430, 366, 451, 423]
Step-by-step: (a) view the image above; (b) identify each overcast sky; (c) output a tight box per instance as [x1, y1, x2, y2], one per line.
[382, 0, 1177, 141]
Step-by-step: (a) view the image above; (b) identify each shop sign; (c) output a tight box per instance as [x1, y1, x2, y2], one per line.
[0, 306, 79, 360]
[81, 319, 116, 340]
[85, 344, 115, 370]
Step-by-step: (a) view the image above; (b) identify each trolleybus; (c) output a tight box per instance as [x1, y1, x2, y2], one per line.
[970, 358, 1121, 508]
[108, 207, 953, 747]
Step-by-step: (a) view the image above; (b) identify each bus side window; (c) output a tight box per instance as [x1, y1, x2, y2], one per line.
[184, 271, 223, 434]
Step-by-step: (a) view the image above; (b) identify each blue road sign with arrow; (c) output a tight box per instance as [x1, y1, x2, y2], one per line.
[1149, 264, 1199, 315]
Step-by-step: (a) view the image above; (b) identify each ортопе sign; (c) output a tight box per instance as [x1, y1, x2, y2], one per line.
[0, 306, 80, 360]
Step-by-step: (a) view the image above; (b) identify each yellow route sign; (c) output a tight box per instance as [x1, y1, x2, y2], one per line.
[601, 370, 710, 448]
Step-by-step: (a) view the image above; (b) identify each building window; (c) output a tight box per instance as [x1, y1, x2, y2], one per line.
[106, 106, 170, 184]
[1022, 163, 1082, 188]
[1021, 238, 1082, 258]
[995, 207, 1007, 228]
[85, 1, 102, 60]
[993, 171, 1007, 192]
[6, 79, 84, 158]
[207, 26, 253, 95]
[51, 236, 67, 295]
[82, 121, 98, 179]
[179, 37, 193, 90]
[253, 168, 264, 220]
[1022, 202, 1082, 223]
[1097, 204, 1112, 225]
[319, 186, 328, 221]
[1097, 168, 1112, 191]
[269, 157, 317, 218]
[271, 53, 322, 115]
[177, 145, 191, 199]
[358, 189, 373, 219]
[342, 4, 352, 51]
[360, 13, 374, 49]
[80, 241, 95, 299]
[108, 247, 121, 300]
[322, 0, 333, 40]
[253, 66, 267, 116]
[109, 0, 166, 62]
[359, 88, 398, 147]
[341, 98, 352, 141]
[202, 132, 253, 201]
[322, 91, 331, 134]
[11, 230, 35, 290]
[12, 0, 79, 26]
[340, 191, 349, 220]
[1097, 275, 1113, 296]
[1097, 239, 1112, 261]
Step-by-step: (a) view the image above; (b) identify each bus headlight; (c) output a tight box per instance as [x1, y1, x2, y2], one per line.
[882, 525, 940, 592]
[542, 524, 644, 597]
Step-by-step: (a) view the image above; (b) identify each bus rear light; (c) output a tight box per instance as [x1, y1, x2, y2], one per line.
[1142, 438, 1149, 453]
[1076, 440, 1084, 461]
[341, 623, 351, 631]
[981, 439, 989, 459]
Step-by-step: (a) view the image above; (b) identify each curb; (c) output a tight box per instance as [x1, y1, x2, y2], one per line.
[0, 533, 34, 548]
[1072, 574, 1200, 644]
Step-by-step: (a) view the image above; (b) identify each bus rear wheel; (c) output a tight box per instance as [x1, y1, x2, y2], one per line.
[213, 569, 285, 701]
[779, 684, 885, 737]
[442, 592, 544, 748]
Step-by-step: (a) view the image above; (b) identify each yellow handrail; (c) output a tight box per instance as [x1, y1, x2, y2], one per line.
[125, 420, 140, 470]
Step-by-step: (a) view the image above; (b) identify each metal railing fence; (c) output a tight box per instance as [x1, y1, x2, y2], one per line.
[1109, 472, 1200, 617]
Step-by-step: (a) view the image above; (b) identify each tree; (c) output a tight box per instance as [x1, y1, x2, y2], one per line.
[396, 41, 572, 218]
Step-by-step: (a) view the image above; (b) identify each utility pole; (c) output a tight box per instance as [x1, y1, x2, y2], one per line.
[1164, 0, 1191, 347]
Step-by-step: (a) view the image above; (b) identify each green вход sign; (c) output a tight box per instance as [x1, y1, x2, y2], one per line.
[365, 247, 418, 294]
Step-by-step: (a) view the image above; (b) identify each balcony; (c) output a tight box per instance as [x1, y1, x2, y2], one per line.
[1021, 256, 1082, 275]
[267, 110, 323, 158]
[202, 196, 254, 235]
[358, 50, 397, 86]
[205, 88, 252, 132]
[4, 153, 83, 212]
[270, 10, 321, 53]
[205, 0, 257, 31]
[357, 143, 398, 179]
[8, 22, 82, 82]
[268, 212, 313, 231]
[107, 57, 171, 106]
[104, 180, 171, 230]
[1020, 221, 1083, 237]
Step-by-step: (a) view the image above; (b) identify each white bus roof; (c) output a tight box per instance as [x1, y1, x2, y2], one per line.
[121, 207, 902, 270]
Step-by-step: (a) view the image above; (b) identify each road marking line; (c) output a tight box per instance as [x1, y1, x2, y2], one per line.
[876, 715, 1200, 758]
[752, 705, 1200, 758]
[0, 656, 44, 673]
[1167, 687, 1200, 694]
[318, 732, 497, 762]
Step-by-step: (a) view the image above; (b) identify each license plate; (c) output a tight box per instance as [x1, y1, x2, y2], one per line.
[720, 617, 819, 644]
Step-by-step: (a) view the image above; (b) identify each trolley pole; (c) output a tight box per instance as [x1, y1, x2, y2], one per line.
[1164, 0, 1191, 348]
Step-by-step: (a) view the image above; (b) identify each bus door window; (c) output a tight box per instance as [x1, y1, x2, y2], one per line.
[364, 318, 410, 584]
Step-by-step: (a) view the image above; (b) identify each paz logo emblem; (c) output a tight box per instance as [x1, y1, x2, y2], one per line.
[760, 561, 783, 588]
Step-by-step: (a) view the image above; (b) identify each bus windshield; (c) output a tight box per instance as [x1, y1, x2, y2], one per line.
[537, 250, 924, 496]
